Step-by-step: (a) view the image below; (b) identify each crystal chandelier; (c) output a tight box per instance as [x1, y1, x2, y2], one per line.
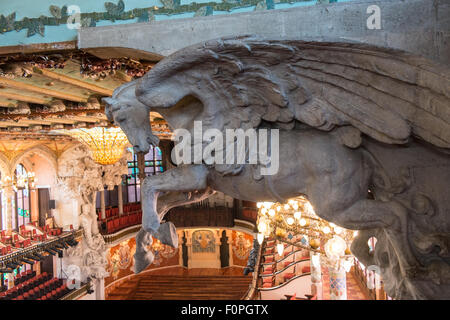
[55, 127, 129, 165]
[0, 172, 36, 192]
[256, 197, 356, 267]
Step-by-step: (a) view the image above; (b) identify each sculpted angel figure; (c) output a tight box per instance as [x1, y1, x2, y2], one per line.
[104, 37, 450, 299]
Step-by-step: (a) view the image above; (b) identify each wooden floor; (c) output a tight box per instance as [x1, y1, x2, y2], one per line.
[107, 267, 252, 300]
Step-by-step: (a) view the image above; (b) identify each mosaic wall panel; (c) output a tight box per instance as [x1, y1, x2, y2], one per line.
[192, 230, 215, 253]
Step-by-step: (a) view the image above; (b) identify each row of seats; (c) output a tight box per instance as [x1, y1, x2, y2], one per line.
[1, 223, 68, 256]
[0, 245, 12, 256]
[43, 225, 63, 236]
[14, 238, 32, 249]
[97, 203, 142, 221]
[12, 279, 69, 300]
[0, 272, 63, 300]
[123, 203, 141, 213]
[104, 211, 142, 234]
[14, 269, 37, 285]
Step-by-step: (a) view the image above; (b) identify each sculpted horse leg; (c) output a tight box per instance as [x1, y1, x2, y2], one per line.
[134, 228, 155, 273]
[141, 164, 209, 233]
[157, 187, 216, 221]
[133, 165, 210, 273]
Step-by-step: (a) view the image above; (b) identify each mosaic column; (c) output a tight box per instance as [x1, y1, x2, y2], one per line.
[3, 186, 14, 231]
[6, 273, 14, 289]
[328, 266, 347, 300]
[310, 252, 323, 300]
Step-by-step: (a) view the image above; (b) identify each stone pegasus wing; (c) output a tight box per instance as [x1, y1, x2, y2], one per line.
[136, 38, 450, 149]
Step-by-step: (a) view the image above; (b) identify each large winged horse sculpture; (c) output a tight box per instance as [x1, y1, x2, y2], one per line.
[104, 37, 450, 299]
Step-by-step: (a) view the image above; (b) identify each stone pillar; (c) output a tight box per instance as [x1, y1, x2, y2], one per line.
[96, 278, 105, 300]
[328, 266, 347, 300]
[100, 189, 106, 220]
[310, 252, 323, 300]
[30, 189, 39, 224]
[118, 184, 123, 215]
[6, 273, 14, 289]
[53, 255, 60, 278]
[177, 230, 184, 266]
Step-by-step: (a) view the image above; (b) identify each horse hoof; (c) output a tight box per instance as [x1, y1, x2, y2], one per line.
[154, 222, 178, 248]
[133, 251, 154, 274]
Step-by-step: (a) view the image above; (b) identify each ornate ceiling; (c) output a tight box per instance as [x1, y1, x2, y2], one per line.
[0, 50, 172, 146]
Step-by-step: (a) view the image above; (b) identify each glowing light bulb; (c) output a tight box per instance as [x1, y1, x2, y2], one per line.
[257, 233, 264, 245]
[334, 227, 343, 234]
[353, 231, 359, 237]
[276, 206, 281, 212]
[268, 209, 275, 217]
[329, 223, 336, 228]
[258, 222, 267, 233]
[294, 211, 301, 220]
[286, 217, 294, 225]
[299, 218, 307, 227]
[263, 202, 273, 208]
[261, 208, 267, 215]
[257, 202, 263, 209]
[325, 236, 347, 259]
[284, 204, 290, 210]
[277, 243, 284, 256]
[323, 226, 331, 234]
[292, 203, 299, 210]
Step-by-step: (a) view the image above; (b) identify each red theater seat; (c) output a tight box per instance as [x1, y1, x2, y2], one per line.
[302, 266, 311, 274]
[283, 273, 295, 281]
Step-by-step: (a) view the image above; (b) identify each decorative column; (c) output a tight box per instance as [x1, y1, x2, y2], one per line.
[178, 231, 184, 266]
[324, 236, 351, 301]
[328, 266, 347, 300]
[117, 183, 123, 215]
[186, 230, 193, 269]
[214, 230, 221, 268]
[96, 278, 105, 300]
[100, 189, 106, 220]
[6, 273, 14, 289]
[310, 252, 323, 300]
[3, 186, 14, 231]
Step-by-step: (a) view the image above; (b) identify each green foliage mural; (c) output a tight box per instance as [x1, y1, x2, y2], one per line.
[0, 0, 343, 38]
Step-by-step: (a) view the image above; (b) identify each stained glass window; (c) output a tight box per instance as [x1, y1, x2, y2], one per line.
[96, 146, 164, 209]
[123, 146, 163, 204]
